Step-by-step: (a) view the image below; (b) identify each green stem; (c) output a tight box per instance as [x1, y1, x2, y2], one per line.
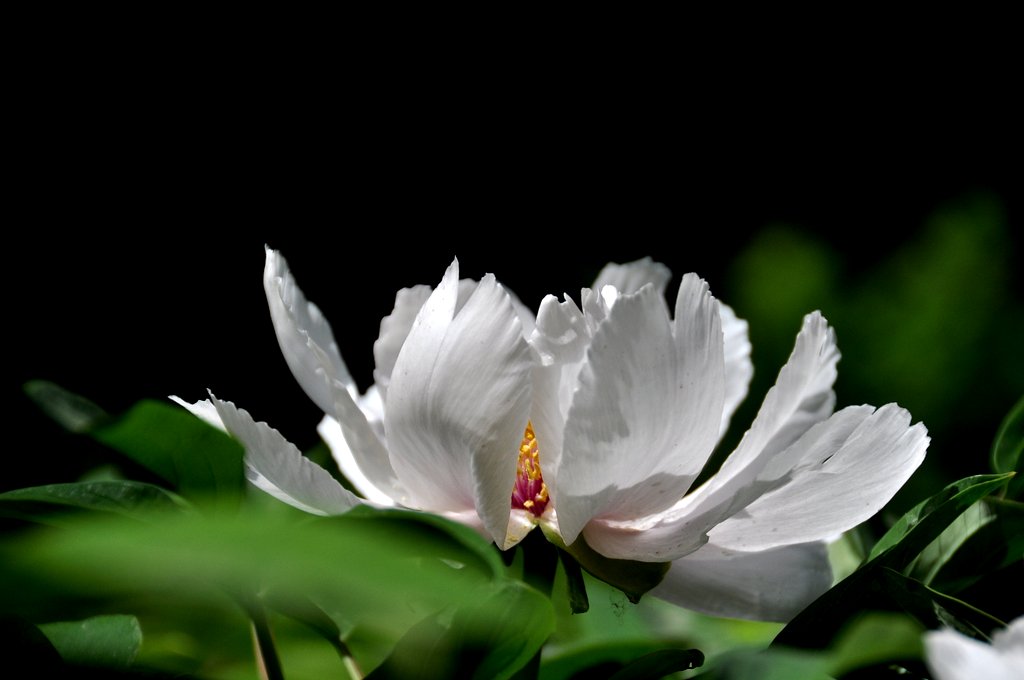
[511, 532, 559, 680]
[249, 602, 286, 680]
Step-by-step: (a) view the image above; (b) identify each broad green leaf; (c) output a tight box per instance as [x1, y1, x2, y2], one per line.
[991, 396, 1024, 496]
[0, 507, 505, 635]
[25, 382, 245, 504]
[91, 400, 244, 502]
[823, 612, 923, 677]
[0, 481, 189, 526]
[366, 582, 554, 680]
[40, 615, 142, 669]
[776, 473, 1012, 648]
[24, 380, 110, 433]
[607, 648, 704, 679]
[342, 505, 505, 579]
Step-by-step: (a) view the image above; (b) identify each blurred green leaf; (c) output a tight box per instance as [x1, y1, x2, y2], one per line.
[40, 614, 141, 669]
[0, 481, 189, 526]
[24, 380, 110, 433]
[366, 581, 554, 680]
[606, 648, 704, 679]
[991, 396, 1024, 496]
[776, 473, 1012, 648]
[0, 507, 505, 644]
[702, 647, 829, 680]
[822, 611, 923, 677]
[91, 400, 244, 502]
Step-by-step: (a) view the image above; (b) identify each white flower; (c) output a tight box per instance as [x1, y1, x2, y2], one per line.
[925, 617, 1024, 680]
[174, 250, 928, 622]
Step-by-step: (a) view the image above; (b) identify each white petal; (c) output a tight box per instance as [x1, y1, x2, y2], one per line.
[373, 285, 432, 398]
[554, 277, 724, 546]
[926, 620, 1024, 680]
[503, 510, 538, 550]
[592, 257, 672, 297]
[710, 404, 929, 551]
[719, 303, 753, 438]
[264, 248, 354, 414]
[169, 395, 225, 431]
[685, 312, 840, 519]
[317, 415, 399, 506]
[530, 294, 589, 367]
[209, 394, 361, 515]
[385, 260, 532, 545]
[651, 541, 833, 622]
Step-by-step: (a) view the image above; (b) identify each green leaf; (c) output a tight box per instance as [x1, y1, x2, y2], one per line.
[541, 524, 668, 604]
[991, 396, 1024, 496]
[24, 380, 110, 433]
[25, 382, 245, 504]
[909, 501, 994, 585]
[607, 648, 704, 679]
[776, 473, 1012, 649]
[366, 582, 555, 680]
[930, 497, 1024, 594]
[342, 505, 506, 580]
[704, 647, 830, 680]
[91, 400, 244, 502]
[822, 612, 923, 677]
[0, 481, 190, 525]
[867, 473, 1013, 565]
[878, 569, 1004, 639]
[0, 507, 504, 637]
[40, 615, 142, 669]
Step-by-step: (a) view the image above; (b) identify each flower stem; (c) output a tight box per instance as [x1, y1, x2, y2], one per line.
[249, 601, 286, 680]
[511, 531, 559, 680]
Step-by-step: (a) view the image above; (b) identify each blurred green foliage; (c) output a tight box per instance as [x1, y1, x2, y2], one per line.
[728, 193, 1023, 508]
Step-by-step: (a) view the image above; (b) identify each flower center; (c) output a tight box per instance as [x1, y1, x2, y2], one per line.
[511, 422, 549, 517]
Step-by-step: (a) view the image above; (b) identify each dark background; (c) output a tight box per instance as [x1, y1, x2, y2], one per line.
[8, 54, 1022, 520]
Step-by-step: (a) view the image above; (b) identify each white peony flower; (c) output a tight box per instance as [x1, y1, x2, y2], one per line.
[174, 250, 928, 622]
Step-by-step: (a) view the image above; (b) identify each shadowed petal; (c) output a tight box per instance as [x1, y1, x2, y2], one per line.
[385, 260, 532, 545]
[174, 394, 360, 515]
[373, 285, 432, 398]
[651, 541, 833, 622]
[710, 404, 929, 551]
[555, 276, 724, 546]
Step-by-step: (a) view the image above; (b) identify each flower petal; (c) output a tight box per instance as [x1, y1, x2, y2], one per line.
[709, 404, 929, 551]
[373, 285, 433, 398]
[385, 260, 532, 545]
[592, 257, 672, 298]
[719, 303, 753, 438]
[554, 276, 724, 546]
[177, 394, 362, 515]
[651, 541, 833, 622]
[925, 617, 1024, 680]
[264, 248, 354, 414]
[317, 415, 400, 506]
